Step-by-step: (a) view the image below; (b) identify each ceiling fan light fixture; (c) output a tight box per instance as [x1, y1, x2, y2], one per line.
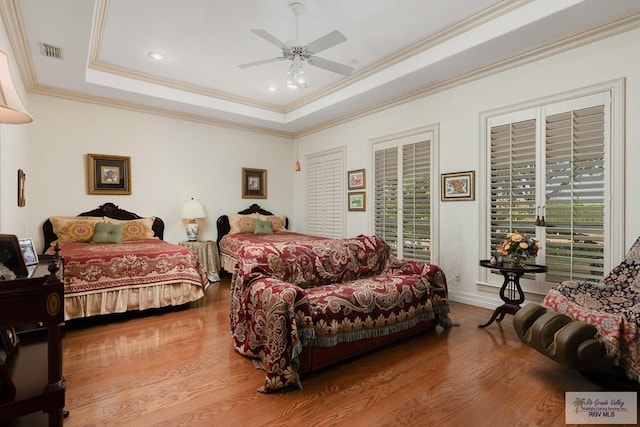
[286, 55, 307, 89]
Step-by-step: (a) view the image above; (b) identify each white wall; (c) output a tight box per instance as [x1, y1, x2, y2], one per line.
[0, 22, 31, 236]
[24, 95, 293, 252]
[292, 26, 640, 309]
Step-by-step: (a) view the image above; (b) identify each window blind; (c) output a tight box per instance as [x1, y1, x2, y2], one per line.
[545, 105, 605, 283]
[374, 139, 431, 261]
[490, 119, 537, 256]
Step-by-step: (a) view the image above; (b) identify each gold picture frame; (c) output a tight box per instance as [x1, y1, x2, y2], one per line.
[347, 169, 366, 190]
[17, 169, 25, 207]
[348, 191, 366, 211]
[87, 153, 131, 195]
[242, 168, 267, 199]
[441, 170, 475, 201]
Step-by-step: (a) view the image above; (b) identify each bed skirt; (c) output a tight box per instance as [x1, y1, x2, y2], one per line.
[64, 281, 209, 320]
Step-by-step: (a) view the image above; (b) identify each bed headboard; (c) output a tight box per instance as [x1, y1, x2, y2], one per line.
[216, 204, 288, 248]
[41, 202, 165, 253]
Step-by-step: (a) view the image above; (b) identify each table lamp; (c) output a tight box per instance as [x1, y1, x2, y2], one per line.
[181, 198, 206, 241]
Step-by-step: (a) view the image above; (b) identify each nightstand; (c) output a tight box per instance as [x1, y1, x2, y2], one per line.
[179, 240, 221, 282]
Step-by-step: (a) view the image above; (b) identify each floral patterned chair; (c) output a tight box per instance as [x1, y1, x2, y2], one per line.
[514, 236, 640, 387]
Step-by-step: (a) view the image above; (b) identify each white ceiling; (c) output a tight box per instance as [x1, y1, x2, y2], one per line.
[3, 0, 640, 136]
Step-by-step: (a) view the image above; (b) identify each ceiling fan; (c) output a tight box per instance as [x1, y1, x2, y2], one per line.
[238, 2, 354, 88]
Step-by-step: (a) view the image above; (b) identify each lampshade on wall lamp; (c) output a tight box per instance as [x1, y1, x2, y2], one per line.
[0, 50, 33, 124]
[181, 198, 206, 241]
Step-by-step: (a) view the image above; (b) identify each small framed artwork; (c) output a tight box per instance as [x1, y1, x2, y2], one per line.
[17, 169, 25, 207]
[242, 168, 267, 199]
[18, 238, 38, 266]
[0, 234, 28, 278]
[441, 170, 475, 201]
[347, 169, 366, 190]
[87, 153, 131, 195]
[348, 192, 366, 212]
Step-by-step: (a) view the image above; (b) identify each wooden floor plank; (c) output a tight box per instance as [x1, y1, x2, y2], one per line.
[57, 276, 612, 426]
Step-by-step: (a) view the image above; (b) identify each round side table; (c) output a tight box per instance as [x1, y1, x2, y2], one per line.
[478, 260, 547, 328]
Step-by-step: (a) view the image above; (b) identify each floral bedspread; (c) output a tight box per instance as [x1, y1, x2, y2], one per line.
[219, 231, 328, 261]
[230, 235, 450, 392]
[542, 237, 640, 382]
[50, 240, 209, 295]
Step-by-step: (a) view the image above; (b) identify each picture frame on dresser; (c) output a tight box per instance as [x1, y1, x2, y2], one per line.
[87, 153, 131, 195]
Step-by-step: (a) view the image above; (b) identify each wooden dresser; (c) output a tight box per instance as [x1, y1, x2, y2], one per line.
[0, 257, 64, 426]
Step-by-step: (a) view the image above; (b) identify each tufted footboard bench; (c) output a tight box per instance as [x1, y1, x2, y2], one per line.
[513, 303, 606, 370]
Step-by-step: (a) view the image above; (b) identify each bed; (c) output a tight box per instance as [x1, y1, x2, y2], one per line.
[216, 204, 328, 274]
[42, 202, 210, 320]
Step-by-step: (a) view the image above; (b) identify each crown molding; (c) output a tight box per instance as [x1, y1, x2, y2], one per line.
[299, 11, 640, 137]
[27, 82, 293, 139]
[2, 0, 639, 139]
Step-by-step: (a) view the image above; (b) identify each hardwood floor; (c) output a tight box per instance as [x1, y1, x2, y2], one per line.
[60, 277, 606, 427]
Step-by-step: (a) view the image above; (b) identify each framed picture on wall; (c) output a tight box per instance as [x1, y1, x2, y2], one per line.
[17, 169, 25, 207]
[441, 170, 475, 201]
[242, 168, 267, 199]
[347, 169, 366, 190]
[348, 192, 366, 212]
[87, 153, 131, 195]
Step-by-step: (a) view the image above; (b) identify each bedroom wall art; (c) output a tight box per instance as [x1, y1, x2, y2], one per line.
[347, 169, 365, 190]
[17, 169, 25, 207]
[348, 192, 366, 212]
[441, 170, 475, 201]
[87, 153, 131, 195]
[242, 168, 267, 199]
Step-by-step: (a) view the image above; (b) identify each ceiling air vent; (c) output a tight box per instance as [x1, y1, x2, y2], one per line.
[40, 43, 62, 59]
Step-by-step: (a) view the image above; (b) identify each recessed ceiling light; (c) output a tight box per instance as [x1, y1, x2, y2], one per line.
[148, 52, 166, 61]
[267, 86, 278, 93]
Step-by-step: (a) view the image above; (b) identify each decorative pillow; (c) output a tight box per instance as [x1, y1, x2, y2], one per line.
[50, 216, 104, 243]
[91, 223, 125, 244]
[257, 214, 286, 232]
[228, 213, 259, 235]
[254, 219, 273, 235]
[104, 217, 156, 241]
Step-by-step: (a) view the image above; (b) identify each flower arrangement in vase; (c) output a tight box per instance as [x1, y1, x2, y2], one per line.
[498, 231, 540, 267]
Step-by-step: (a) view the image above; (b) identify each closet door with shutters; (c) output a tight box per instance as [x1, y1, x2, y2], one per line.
[306, 148, 345, 238]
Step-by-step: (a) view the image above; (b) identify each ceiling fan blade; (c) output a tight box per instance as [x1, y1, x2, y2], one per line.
[250, 29, 289, 50]
[238, 57, 285, 68]
[308, 56, 354, 76]
[305, 30, 347, 54]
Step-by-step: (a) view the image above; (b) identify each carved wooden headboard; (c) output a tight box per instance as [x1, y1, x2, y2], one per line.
[41, 202, 165, 253]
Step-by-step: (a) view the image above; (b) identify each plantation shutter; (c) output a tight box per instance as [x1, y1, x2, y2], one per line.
[374, 138, 431, 261]
[544, 105, 605, 282]
[306, 149, 345, 238]
[374, 147, 398, 252]
[489, 119, 537, 257]
[402, 141, 431, 262]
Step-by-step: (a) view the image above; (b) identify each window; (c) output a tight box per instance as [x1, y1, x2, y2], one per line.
[306, 148, 345, 238]
[482, 85, 624, 293]
[372, 126, 438, 262]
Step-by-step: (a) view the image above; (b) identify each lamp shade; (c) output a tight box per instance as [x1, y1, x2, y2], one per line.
[0, 50, 33, 124]
[181, 198, 206, 219]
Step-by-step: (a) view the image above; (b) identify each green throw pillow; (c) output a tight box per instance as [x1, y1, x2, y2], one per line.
[91, 222, 125, 243]
[254, 219, 273, 235]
